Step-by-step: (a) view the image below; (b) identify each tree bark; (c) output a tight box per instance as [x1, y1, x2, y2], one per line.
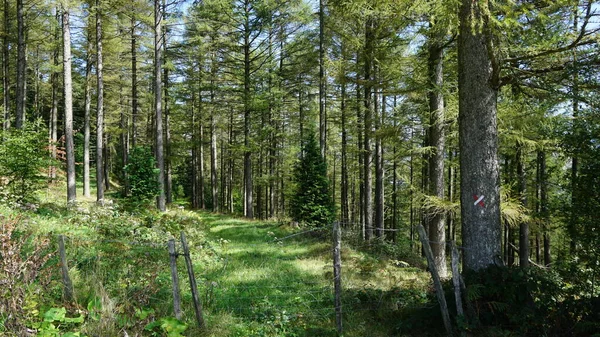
[164, 54, 172, 204]
[15, 0, 25, 128]
[427, 34, 447, 277]
[374, 89, 384, 239]
[363, 19, 374, 241]
[154, 0, 166, 211]
[120, 79, 129, 196]
[50, 9, 59, 181]
[340, 45, 349, 226]
[539, 150, 551, 266]
[198, 77, 205, 210]
[210, 55, 218, 212]
[2, 0, 9, 131]
[62, 3, 76, 204]
[131, 6, 138, 147]
[319, 0, 326, 159]
[83, 13, 92, 198]
[458, 0, 502, 271]
[96, 0, 105, 204]
[243, 0, 253, 219]
[517, 143, 529, 267]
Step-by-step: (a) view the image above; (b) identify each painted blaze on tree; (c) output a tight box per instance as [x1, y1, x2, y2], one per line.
[290, 133, 335, 227]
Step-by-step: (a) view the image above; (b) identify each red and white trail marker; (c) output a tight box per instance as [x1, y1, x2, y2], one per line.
[473, 194, 485, 208]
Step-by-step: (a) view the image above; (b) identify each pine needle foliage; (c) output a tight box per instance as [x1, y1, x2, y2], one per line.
[289, 133, 335, 227]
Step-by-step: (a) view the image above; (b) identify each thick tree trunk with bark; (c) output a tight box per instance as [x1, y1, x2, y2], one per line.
[96, 0, 105, 204]
[427, 37, 447, 278]
[62, 4, 76, 204]
[15, 0, 25, 128]
[458, 0, 502, 271]
[154, 0, 166, 212]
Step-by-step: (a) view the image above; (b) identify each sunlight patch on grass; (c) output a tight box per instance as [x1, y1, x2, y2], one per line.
[292, 258, 329, 278]
[223, 266, 274, 283]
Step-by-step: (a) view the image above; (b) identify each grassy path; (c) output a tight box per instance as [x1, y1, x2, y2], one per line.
[193, 213, 434, 337]
[197, 214, 337, 336]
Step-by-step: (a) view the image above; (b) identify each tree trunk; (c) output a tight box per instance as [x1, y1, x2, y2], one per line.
[243, 0, 253, 219]
[319, 0, 326, 159]
[340, 46, 349, 226]
[15, 0, 25, 128]
[131, 7, 138, 147]
[83, 14, 92, 198]
[210, 57, 218, 212]
[392, 96, 398, 243]
[62, 3, 76, 204]
[374, 90, 384, 239]
[120, 79, 129, 196]
[96, 0, 105, 204]
[198, 86, 205, 210]
[164, 55, 172, 204]
[2, 0, 9, 131]
[517, 143, 529, 267]
[458, 0, 502, 271]
[154, 0, 166, 212]
[539, 150, 551, 266]
[50, 9, 59, 181]
[427, 35, 447, 278]
[363, 20, 374, 241]
[191, 89, 198, 208]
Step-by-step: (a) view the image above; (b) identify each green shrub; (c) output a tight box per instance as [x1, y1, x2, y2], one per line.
[0, 121, 52, 203]
[461, 266, 600, 336]
[123, 146, 160, 202]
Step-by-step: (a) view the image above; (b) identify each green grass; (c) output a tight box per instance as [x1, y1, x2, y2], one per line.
[1, 180, 440, 337]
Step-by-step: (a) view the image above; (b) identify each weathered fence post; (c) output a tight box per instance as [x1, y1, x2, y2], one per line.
[180, 231, 205, 329]
[417, 225, 453, 336]
[58, 235, 73, 301]
[332, 221, 342, 335]
[167, 239, 182, 319]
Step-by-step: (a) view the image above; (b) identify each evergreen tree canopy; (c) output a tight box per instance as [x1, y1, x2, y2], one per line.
[290, 132, 335, 227]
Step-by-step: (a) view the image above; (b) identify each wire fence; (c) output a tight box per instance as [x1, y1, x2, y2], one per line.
[49, 218, 447, 336]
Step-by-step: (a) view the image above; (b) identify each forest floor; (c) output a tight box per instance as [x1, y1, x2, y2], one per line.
[1, 184, 444, 337]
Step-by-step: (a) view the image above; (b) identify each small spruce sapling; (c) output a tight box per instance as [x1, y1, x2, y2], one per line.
[290, 132, 335, 227]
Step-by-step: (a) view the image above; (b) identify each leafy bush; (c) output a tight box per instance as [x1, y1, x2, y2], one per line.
[0, 121, 52, 203]
[289, 133, 335, 227]
[0, 216, 54, 335]
[462, 266, 600, 336]
[123, 146, 160, 202]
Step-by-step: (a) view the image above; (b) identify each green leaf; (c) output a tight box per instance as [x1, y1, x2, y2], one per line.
[44, 307, 66, 323]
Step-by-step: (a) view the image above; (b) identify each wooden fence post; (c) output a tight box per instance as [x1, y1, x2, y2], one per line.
[168, 239, 182, 319]
[417, 225, 453, 336]
[180, 231, 205, 329]
[332, 221, 342, 335]
[58, 235, 73, 301]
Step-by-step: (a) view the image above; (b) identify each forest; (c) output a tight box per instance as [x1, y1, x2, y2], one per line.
[1, 0, 600, 336]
